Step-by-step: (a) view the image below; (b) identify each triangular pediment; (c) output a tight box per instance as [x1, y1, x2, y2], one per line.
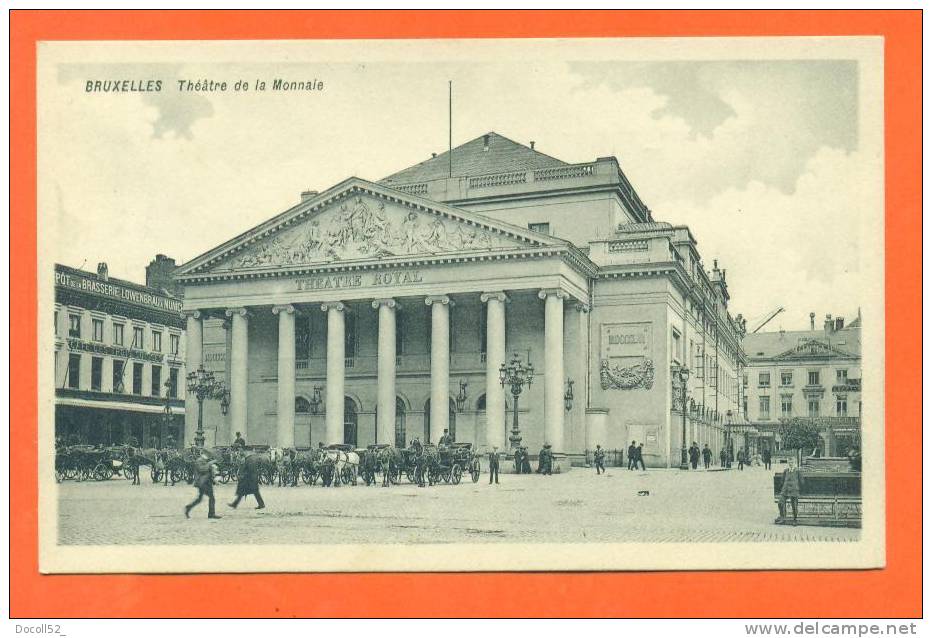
[177, 178, 565, 277]
[773, 339, 853, 361]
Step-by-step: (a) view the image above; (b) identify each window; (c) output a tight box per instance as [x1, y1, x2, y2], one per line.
[836, 369, 848, 383]
[91, 357, 103, 391]
[152, 331, 162, 353]
[69, 314, 82, 338]
[113, 360, 125, 393]
[528, 222, 550, 235]
[168, 368, 179, 398]
[151, 365, 162, 396]
[742, 373, 748, 387]
[92, 319, 104, 342]
[170, 333, 180, 356]
[67, 354, 81, 389]
[695, 347, 705, 379]
[780, 371, 793, 386]
[780, 395, 793, 418]
[836, 397, 848, 416]
[808, 370, 820, 386]
[759, 396, 771, 419]
[671, 328, 682, 365]
[132, 326, 144, 349]
[808, 399, 820, 418]
[132, 363, 143, 395]
[742, 397, 748, 418]
[397, 312, 406, 356]
[113, 323, 124, 346]
[295, 316, 311, 360]
[55, 310, 59, 335]
[758, 372, 771, 388]
[344, 311, 357, 359]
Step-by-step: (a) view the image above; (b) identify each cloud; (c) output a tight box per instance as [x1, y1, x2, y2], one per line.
[656, 146, 870, 330]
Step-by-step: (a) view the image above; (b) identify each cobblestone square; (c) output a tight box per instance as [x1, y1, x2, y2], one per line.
[57, 465, 860, 545]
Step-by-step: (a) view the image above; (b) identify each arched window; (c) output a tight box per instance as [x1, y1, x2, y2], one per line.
[295, 396, 311, 414]
[395, 397, 406, 448]
[344, 397, 358, 447]
[424, 398, 457, 442]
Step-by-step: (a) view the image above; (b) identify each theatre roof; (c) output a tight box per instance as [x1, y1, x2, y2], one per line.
[380, 132, 568, 186]
[743, 326, 862, 361]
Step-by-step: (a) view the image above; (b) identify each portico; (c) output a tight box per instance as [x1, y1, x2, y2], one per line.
[176, 179, 591, 461]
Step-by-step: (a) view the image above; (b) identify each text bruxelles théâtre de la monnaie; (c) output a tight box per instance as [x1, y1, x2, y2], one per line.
[85, 78, 325, 93]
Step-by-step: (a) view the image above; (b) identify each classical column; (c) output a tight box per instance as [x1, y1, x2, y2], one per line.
[539, 289, 568, 453]
[373, 298, 398, 446]
[575, 303, 590, 450]
[481, 292, 508, 451]
[226, 307, 250, 443]
[183, 310, 203, 445]
[273, 304, 296, 448]
[426, 295, 452, 444]
[321, 301, 346, 444]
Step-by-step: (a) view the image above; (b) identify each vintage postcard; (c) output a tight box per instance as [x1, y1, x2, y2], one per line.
[37, 36, 884, 573]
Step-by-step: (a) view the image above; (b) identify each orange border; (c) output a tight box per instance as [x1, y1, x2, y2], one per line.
[11, 10, 921, 618]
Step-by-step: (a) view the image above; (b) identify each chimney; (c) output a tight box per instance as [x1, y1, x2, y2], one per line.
[300, 190, 318, 202]
[809, 312, 816, 331]
[824, 313, 834, 335]
[835, 317, 845, 331]
[431, 152, 437, 158]
[530, 141, 536, 150]
[483, 134, 490, 151]
[96, 262, 108, 281]
[145, 254, 181, 297]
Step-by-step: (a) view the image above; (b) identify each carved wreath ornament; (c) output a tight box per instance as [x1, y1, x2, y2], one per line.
[234, 196, 501, 269]
[600, 358, 655, 390]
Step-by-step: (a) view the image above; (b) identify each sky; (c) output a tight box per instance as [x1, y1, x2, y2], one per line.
[43, 44, 876, 331]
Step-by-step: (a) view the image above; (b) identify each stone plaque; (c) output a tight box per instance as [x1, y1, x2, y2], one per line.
[601, 322, 652, 358]
[600, 323, 654, 390]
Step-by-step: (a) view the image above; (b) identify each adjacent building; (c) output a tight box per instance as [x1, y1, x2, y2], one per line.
[175, 132, 746, 467]
[54, 258, 187, 447]
[742, 312, 862, 457]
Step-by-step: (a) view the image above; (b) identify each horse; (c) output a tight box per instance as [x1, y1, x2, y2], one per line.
[122, 447, 161, 485]
[322, 448, 360, 486]
[377, 446, 405, 486]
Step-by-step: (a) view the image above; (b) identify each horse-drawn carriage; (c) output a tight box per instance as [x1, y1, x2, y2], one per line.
[424, 442, 481, 485]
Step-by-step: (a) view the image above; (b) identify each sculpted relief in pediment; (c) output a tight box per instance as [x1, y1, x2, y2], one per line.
[224, 196, 514, 271]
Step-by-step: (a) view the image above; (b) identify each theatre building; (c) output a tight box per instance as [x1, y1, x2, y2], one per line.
[54, 258, 187, 447]
[176, 133, 746, 468]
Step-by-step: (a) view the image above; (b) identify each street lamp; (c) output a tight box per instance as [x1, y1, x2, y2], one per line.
[678, 366, 690, 470]
[455, 380, 468, 412]
[563, 378, 575, 412]
[499, 352, 534, 451]
[185, 364, 227, 448]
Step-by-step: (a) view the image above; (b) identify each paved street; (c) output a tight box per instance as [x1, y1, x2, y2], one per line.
[57, 466, 860, 545]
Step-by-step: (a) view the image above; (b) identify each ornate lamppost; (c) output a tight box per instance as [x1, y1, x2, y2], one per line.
[499, 352, 534, 451]
[185, 364, 228, 448]
[678, 366, 690, 470]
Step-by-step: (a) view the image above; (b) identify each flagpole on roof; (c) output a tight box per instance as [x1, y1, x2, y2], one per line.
[448, 80, 453, 178]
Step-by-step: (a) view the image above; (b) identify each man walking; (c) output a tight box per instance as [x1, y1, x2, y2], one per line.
[488, 446, 500, 484]
[184, 450, 221, 519]
[594, 445, 606, 475]
[627, 440, 637, 471]
[538, 444, 553, 475]
[702, 444, 712, 469]
[737, 449, 746, 471]
[778, 456, 804, 525]
[635, 443, 647, 471]
[762, 447, 772, 470]
[719, 448, 727, 468]
[688, 442, 700, 470]
[229, 450, 266, 510]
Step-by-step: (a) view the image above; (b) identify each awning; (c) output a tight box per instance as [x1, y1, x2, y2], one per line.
[56, 397, 186, 415]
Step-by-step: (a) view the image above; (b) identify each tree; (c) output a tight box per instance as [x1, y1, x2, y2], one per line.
[779, 418, 822, 460]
